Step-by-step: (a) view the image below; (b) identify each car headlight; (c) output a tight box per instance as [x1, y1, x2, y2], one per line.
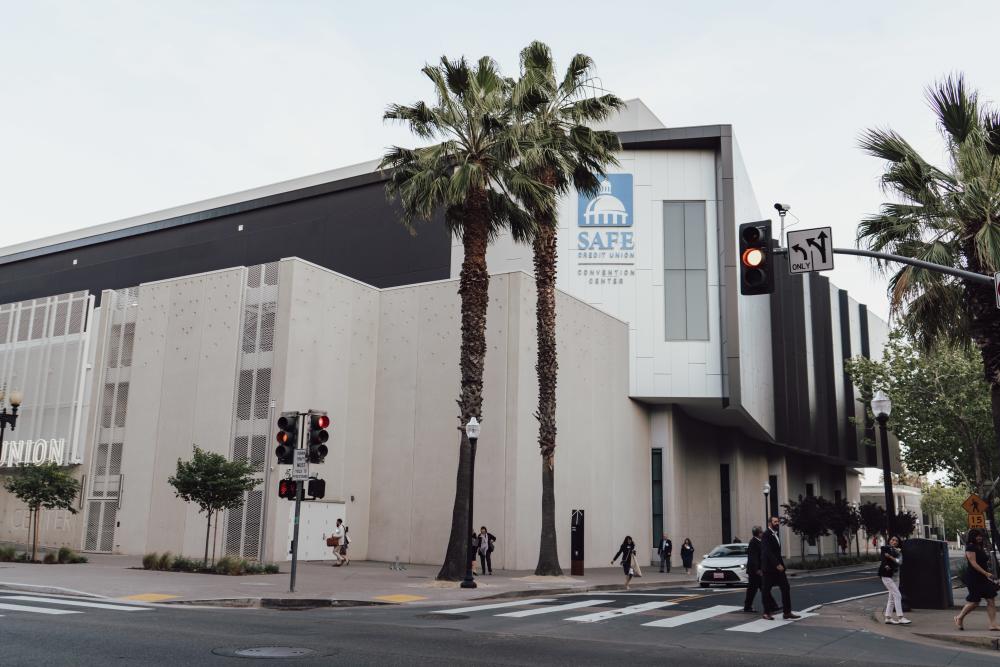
[739, 564, 746, 569]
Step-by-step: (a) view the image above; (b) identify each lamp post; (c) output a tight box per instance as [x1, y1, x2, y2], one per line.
[0, 388, 23, 462]
[871, 390, 895, 538]
[460, 416, 481, 590]
[762, 482, 771, 527]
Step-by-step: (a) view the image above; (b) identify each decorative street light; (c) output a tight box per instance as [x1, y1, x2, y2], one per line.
[762, 482, 771, 527]
[871, 389, 895, 538]
[0, 388, 23, 461]
[461, 416, 481, 590]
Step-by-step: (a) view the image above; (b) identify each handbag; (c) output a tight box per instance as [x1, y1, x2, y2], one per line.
[326, 536, 340, 547]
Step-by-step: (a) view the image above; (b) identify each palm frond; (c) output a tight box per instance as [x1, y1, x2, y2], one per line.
[926, 74, 978, 144]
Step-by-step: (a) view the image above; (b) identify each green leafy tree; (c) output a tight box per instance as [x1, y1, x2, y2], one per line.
[828, 498, 862, 555]
[782, 495, 833, 560]
[380, 55, 547, 580]
[859, 501, 887, 550]
[921, 482, 969, 540]
[167, 446, 260, 565]
[845, 330, 995, 493]
[855, 74, 1000, 474]
[894, 510, 919, 538]
[3, 462, 80, 561]
[512, 41, 623, 576]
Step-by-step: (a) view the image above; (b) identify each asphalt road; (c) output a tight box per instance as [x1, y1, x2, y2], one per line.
[0, 569, 994, 666]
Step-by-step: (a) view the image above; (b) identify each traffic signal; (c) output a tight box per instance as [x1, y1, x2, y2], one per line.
[278, 478, 298, 500]
[275, 411, 299, 465]
[739, 220, 774, 295]
[307, 478, 326, 499]
[307, 411, 330, 464]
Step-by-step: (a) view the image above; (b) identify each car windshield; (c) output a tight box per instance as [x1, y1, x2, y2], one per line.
[707, 545, 748, 558]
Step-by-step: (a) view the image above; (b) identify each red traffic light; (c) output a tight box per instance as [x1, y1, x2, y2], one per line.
[741, 247, 765, 268]
[278, 479, 298, 500]
[314, 414, 330, 429]
[276, 431, 292, 445]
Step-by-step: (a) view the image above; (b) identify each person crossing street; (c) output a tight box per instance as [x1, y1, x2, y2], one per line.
[743, 526, 776, 613]
[761, 516, 799, 620]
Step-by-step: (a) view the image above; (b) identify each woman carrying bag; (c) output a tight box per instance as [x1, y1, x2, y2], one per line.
[612, 536, 640, 591]
[955, 528, 1000, 631]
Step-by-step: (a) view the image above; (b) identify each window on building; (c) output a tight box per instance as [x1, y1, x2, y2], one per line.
[652, 449, 663, 546]
[663, 202, 708, 340]
[806, 483, 815, 498]
[720, 464, 732, 543]
[769, 474, 779, 518]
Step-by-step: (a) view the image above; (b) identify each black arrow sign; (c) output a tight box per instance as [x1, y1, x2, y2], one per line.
[792, 244, 808, 260]
[806, 231, 828, 262]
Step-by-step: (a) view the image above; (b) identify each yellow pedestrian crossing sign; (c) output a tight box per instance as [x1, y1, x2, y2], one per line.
[963, 493, 987, 515]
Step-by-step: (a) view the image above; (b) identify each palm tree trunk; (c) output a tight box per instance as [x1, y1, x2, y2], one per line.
[533, 217, 562, 576]
[437, 194, 490, 582]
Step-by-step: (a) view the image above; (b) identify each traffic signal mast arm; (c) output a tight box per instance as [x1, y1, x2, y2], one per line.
[773, 246, 993, 285]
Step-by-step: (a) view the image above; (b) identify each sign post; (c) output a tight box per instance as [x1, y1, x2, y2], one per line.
[289, 413, 305, 593]
[571, 509, 585, 576]
[786, 227, 834, 274]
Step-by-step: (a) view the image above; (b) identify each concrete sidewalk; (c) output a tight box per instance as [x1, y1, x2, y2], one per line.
[0, 554, 699, 605]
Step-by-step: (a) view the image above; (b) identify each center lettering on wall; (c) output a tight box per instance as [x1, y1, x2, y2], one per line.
[577, 174, 636, 285]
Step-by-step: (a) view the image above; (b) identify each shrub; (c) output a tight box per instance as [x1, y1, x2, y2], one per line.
[69, 553, 88, 564]
[171, 555, 196, 571]
[264, 563, 279, 574]
[57, 546, 73, 564]
[42, 552, 57, 564]
[15, 552, 32, 562]
[156, 552, 172, 571]
[142, 553, 158, 570]
[0, 546, 16, 562]
[214, 556, 245, 576]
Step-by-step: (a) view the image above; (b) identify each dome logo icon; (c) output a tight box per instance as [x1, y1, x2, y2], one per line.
[578, 174, 633, 227]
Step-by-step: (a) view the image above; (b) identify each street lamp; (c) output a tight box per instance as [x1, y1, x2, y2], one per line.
[762, 482, 771, 527]
[461, 416, 481, 590]
[0, 388, 23, 461]
[871, 389, 896, 538]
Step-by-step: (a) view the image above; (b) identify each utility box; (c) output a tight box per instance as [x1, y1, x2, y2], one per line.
[900, 538, 954, 609]
[571, 509, 584, 576]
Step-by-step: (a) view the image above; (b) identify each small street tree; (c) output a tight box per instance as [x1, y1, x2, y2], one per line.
[828, 498, 861, 556]
[167, 446, 260, 564]
[3, 462, 80, 561]
[895, 510, 919, 539]
[921, 482, 968, 541]
[859, 501, 886, 552]
[782, 495, 833, 560]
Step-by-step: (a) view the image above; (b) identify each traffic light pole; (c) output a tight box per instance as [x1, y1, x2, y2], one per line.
[289, 412, 304, 593]
[773, 247, 994, 285]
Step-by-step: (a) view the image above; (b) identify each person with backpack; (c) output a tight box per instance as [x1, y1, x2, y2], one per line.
[879, 535, 908, 625]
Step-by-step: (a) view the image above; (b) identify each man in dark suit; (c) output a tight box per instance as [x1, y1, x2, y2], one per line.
[657, 533, 673, 573]
[761, 516, 800, 620]
[742, 526, 776, 613]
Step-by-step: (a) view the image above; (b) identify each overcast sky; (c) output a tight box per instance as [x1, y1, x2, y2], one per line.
[5, 1, 1000, 319]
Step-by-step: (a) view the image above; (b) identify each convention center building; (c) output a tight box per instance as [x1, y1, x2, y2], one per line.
[0, 101, 888, 567]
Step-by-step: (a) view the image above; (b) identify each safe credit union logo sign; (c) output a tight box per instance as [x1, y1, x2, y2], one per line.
[577, 173, 635, 284]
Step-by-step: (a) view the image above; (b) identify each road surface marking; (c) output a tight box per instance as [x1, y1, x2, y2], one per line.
[607, 593, 695, 597]
[1, 595, 151, 611]
[0, 602, 80, 615]
[726, 611, 818, 633]
[121, 594, 178, 602]
[497, 599, 611, 618]
[642, 604, 743, 628]
[803, 590, 885, 612]
[375, 594, 427, 603]
[565, 600, 676, 623]
[435, 598, 556, 614]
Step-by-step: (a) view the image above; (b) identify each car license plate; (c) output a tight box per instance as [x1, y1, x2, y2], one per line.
[712, 572, 724, 579]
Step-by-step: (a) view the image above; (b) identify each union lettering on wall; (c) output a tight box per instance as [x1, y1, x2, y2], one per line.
[0, 439, 68, 467]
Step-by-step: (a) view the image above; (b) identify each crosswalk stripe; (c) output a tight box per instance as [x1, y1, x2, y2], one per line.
[642, 604, 743, 628]
[435, 598, 556, 615]
[1, 596, 151, 612]
[565, 600, 676, 623]
[0, 602, 80, 615]
[726, 611, 818, 633]
[496, 599, 611, 618]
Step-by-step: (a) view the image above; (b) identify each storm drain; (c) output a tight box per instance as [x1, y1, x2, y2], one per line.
[212, 646, 318, 659]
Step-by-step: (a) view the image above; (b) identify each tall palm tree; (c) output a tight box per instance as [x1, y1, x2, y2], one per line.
[857, 74, 1000, 469]
[513, 42, 623, 576]
[381, 56, 548, 581]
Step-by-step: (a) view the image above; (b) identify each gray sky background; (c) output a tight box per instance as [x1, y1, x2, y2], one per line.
[5, 0, 1000, 320]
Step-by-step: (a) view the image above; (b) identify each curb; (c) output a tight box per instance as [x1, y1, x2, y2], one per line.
[914, 632, 1000, 651]
[0, 582, 105, 599]
[162, 597, 390, 609]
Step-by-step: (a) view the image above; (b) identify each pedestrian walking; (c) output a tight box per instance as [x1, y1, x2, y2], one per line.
[680, 538, 694, 575]
[477, 526, 496, 575]
[611, 536, 639, 591]
[955, 528, 1000, 631]
[743, 526, 776, 613]
[339, 525, 351, 566]
[468, 532, 479, 576]
[328, 518, 346, 566]
[761, 516, 800, 620]
[657, 533, 673, 573]
[879, 535, 907, 624]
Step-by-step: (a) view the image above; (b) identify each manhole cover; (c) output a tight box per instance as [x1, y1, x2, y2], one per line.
[213, 646, 318, 659]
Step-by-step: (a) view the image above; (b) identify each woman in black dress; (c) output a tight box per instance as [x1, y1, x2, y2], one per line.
[611, 536, 638, 591]
[681, 538, 695, 575]
[955, 528, 1000, 631]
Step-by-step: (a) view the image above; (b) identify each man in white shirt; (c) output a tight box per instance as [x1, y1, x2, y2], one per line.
[330, 518, 345, 566]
